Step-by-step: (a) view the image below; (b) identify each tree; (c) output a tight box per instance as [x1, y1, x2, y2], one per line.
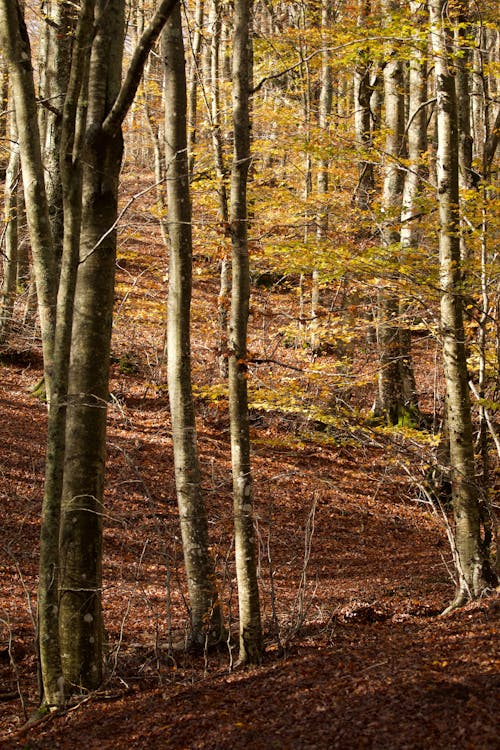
[0, 0, 57, 399]
[375, 0, 407, 425]
[2, 0, 181, 702]
[353, 0, 375, 211]
[429, 0, 495, 610]
[0, 93, 19, 346]
[163, 1, 223, 646]
[229, 0, 262, 664]
[58, 0, 181, 693]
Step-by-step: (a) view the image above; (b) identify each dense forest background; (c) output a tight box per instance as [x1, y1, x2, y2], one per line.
[0, 0, 499, 746]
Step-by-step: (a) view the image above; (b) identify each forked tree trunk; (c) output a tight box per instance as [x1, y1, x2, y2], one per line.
[429, 0, 494, 610]
[229, 0, 262, 665]
[38, 0, 95, 706]
[163, 2, 223, 646]
[58, 0, 125, 690]
[58, 0, 180, 691]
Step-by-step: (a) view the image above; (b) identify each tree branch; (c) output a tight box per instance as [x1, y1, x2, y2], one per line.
[102, 0, 179, 135]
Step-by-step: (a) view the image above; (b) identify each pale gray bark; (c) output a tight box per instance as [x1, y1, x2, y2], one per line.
[430, 0, 493, 609]
[41, 0, 75, 262]
[207, 0, 231, 377]
[398, 0, 427, 418]
[58, 0, 125, 690]
[0, 105, 19, 347]
[0, 0, 57, 396]
[311, 0, 333, 354]
[376, 0, 406, 425]
[186, 0, 204, 176]
[59, 0, 180, 691]
[229, 0, 262, 664]
[163, 2, 223, 646]
[38, 0, 94, 706]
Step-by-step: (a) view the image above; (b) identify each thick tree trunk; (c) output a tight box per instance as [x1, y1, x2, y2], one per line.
[58, 0, 125, 690]
[430, 0, 493, 609]
[38, 0, 95, 706]
[58, 0, 180, 690]
[163, 3, 223, 646]
[229, 0, 262, 665]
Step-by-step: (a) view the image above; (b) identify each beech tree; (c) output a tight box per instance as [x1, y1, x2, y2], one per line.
[429, 0, 494, 609]
[163, 1, 223, 646]
[229, 0, 262, 664]
[0, 93, 19, 346]
[0, 0, 57, 398]
[2, 0, 181, 705]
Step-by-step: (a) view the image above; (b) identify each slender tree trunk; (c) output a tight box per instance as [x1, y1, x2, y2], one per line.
[186, 0, 204, 177]
[353, 0, 374, 210]
[163, 2, 223, 646]
[206, 0, 231, 377]
[312, 0, 333, 354]
[430, 0, 493, 610]
[376, 0, 406, 424]
[0, 0, 57, 396]
[0, 106, 20, 347]
[398, 0, 427, 418]
[229, 0, 262, 665]
[41, 0, 75, 262]
[0, 55, 8, 179]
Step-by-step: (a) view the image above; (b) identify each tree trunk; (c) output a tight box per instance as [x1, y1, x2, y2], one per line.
[41, 0, 75, 262]
[58, 0, 125, 690]
[376, 0, 406, 425]
[429, 0, 494, 610]
[0, 105, 20, 347]
[38, 0, 95, 706]
[398, 0, 427, 418]
[58, 0, 180, 690]
[186, 0, 204, 177]
[163, 2, 223, 646]
[353, 0, 374, 211]
[0, 0, 57, 396]
[312, 0, 333, 354]
[229, 0, 262, 665]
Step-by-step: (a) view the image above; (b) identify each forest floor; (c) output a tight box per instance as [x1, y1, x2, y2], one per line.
[0, 177, 499, 749]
